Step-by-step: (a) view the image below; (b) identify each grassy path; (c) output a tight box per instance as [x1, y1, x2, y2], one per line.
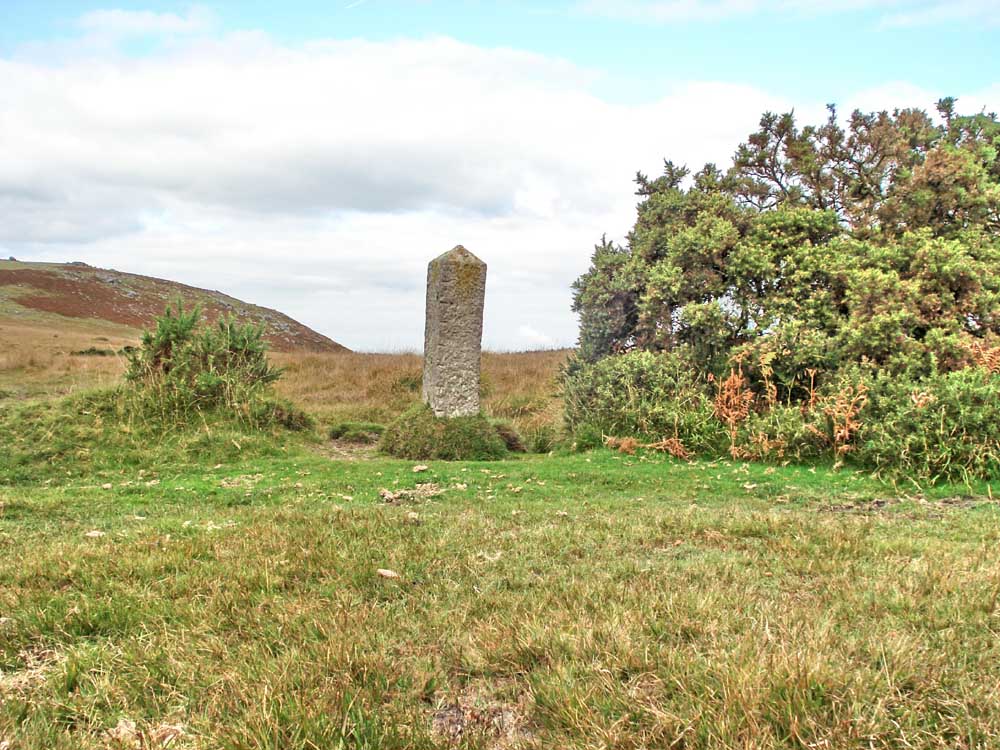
[2, 451, 999, 748]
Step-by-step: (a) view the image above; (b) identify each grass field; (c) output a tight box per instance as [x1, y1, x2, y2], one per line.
[2, 325, 1000, 749]
[2, 445, 999, 749]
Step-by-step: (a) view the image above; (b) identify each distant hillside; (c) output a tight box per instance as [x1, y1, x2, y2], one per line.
[0, 260, 348, 353]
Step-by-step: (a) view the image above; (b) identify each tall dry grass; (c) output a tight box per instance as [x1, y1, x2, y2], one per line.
[0, 319, 569, 437]
[0, 321, 131, 398]
[272, 349, 569, 434]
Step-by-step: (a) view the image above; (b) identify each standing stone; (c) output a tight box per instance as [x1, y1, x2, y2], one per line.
[422, 245, 487, 418]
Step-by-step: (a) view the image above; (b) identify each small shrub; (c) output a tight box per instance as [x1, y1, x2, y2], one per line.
[251, 399, 315, 432]
[380, 404, 508, 461]
[563, 351, 726, 453]
[738, 405, 827, 462]
[523, 424, 558, 454]
[125, 301, 284, 426]
[329, 421, 386, 444]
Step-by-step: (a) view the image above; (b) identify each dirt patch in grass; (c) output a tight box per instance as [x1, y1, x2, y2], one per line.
[321, 440, 380, 461]
[821, 496, 901, 514]
[821, 494, 991, 515]
[0, 647, 62, 696]
[380, 483, 445, 504]
[430, 679, 534, 748]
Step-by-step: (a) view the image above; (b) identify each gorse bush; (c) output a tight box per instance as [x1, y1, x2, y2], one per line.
[567, 98, 1000, 482]
[572, 100, 1000, 381]
[563, 351, 722, 454]
[125, 302, 294, 427]
[856, 369, 1000, 483]
[565, 349, 1000, 482]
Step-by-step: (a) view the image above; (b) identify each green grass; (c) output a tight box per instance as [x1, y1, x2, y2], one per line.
[2, 438, 999, 748]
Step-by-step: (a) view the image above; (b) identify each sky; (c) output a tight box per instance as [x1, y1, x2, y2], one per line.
[1, 1, 998, 351]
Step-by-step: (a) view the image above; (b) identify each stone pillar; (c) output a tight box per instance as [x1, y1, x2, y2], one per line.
[422, 245, 487, 418]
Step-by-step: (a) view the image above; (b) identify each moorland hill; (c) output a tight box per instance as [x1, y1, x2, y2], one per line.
[0, 259, 347, 355]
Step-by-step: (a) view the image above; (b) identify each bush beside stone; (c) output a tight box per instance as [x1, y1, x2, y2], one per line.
[380, 404, 508, 461]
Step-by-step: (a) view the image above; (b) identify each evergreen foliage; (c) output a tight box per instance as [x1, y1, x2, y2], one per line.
[572, 99, 1000, 377]
[569, 100, 1000, 481]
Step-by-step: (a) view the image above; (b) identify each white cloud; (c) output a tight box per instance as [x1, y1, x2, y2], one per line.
[78, 7, 216, 37]
[881, 0, 1000, 26]
[517, 325, 557, 349]
[578, 0, 1000, 25]
[2, 20, 993, 350]
[0, 27, 800, 349]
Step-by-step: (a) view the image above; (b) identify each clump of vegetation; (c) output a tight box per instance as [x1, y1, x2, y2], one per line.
[329, 421, 386, 444]
[380, 404, 508, 460]
[124, 302, 308, 430]
[563, 350, 722, 454]
[568, 99, 1000, 482]
[0, 304, 318, 483]
[855, 368, 1000, 483]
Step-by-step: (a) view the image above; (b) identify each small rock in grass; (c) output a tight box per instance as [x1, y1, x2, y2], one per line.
[406, 511, 420, 524]
[377, 568, 401, 580]
[106, 717, 138, 746]
[84, 530, 106, 538]
[101, 483, 113, 490]
[413, 465, 430, 473]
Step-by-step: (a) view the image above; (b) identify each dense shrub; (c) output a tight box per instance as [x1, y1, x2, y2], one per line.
[566, 99, 1000, 482]
[125, 302, 284, 426]
[572, 102, 1000, 380]
[856, 369, 1000, 482]
[565, 347, 1000, 482]
[736, 405, 828, 463]
[563, 351, 725, 454]
[380, 404, 508, 461]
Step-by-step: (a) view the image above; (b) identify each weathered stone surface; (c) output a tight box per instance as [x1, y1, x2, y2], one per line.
[422, 245, 487, 418]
